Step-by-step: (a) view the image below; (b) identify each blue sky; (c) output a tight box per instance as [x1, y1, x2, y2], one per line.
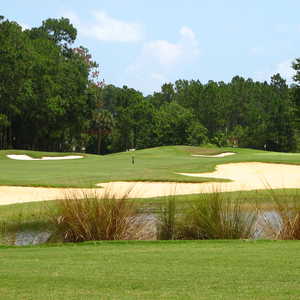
[2, 0, 300, 95]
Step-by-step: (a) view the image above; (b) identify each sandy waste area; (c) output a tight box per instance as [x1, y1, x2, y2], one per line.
[1, 162, 300, 205]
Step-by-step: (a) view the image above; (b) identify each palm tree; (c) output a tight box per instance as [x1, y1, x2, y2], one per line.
[91, 109, 115, 154]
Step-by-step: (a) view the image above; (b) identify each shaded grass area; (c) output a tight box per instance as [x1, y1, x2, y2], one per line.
[1, 146, 300, 187]
[0, 201, 58, 244]
[1, 240, 300, 300]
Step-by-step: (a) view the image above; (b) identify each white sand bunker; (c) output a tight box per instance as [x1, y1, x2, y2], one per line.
[178, 162, 300, 191]
[7, 154, 83, 160]
[192, 152, 236, 158]
[2, 162, 300, 205]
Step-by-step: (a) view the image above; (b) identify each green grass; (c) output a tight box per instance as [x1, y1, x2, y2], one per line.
[0, 201, 57, 244]
[154, 189, 300, 207]
[1, 240, 300, 299]
[1, 146, 300, 187]
[1, 147, 300, 299]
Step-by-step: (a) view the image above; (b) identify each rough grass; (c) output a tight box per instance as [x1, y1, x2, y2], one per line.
[1, 146, 300, 187]
[178, 193, 257, 239]
[157, 192, 258, 240]
[2, 189, 300, 244]
[2, 187, 300, 245]
[157, 198, 177, 240]
[261, 190, 300, 240]
[1, 240, 300, 299]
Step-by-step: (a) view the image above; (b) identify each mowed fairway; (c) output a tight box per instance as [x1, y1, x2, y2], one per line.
[2, 147, 300, 300]
[1, 241, 300, 300]
[2, 146, 300, 188]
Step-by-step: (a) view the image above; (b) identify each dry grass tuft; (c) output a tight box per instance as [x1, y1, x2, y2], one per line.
[53, 188, 145, 242]
[179, 192, 257, 239]
[262, 190, 300, 240]
[157, 190, 258, 240]
[157, 197, 177, 240]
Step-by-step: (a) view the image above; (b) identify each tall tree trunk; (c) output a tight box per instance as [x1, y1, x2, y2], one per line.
[97, 131, 102, 155]
[8, 114, 12, 148]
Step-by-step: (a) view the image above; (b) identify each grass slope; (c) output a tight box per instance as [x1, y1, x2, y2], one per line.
[1, 240, 300, 299]
[1, 146, 300, 187]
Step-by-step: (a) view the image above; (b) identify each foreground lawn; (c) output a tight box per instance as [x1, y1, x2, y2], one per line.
[1, 146, 300, 187]
[0, 240, 300, 299]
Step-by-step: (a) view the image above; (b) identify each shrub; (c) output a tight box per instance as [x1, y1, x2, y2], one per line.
[187, 122, 208, 146]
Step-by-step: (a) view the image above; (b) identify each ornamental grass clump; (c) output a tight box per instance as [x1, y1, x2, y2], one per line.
[157, 197, 177, 240]
[54, 189, 143, 242]
[262, 191, 300, 240]
[178, 192, 258, 240]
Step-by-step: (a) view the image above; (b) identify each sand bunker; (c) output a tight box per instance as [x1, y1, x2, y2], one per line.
[177, 162, 300, 190]
[192, 152, 236, 158]
[7, 154, 83, 160]
[2, 162, 300, 205]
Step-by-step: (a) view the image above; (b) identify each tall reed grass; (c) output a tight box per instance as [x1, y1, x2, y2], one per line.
[54, 190, 143, 242]
[157, 198, 177, 240]
[3, 185, 300, 245]
[157, 191, 258, 240]
[262, 190, 300, 240]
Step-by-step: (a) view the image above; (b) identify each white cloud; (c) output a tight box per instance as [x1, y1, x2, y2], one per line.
[144, 40, 183, 66]
[20, 23, 30, 31]
[125, 26, 200, 94]
[131, 26, 200, 68]
[254, 59, 296, 84]
[180, 26, 196, 40]
[151, 73, 168, 82]
[276, 59, 296, 82]
[63, 10, 143, 42]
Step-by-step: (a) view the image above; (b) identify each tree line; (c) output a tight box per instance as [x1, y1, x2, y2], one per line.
[1, 16, 300, 154]
[0, 16, 101, 151]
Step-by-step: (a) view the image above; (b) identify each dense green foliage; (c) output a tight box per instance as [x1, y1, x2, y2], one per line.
[0, 16, 100, 151]
[99, 75, 297, 153]
[1, 16, 300, 153]
[1, 241, 300, 299]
